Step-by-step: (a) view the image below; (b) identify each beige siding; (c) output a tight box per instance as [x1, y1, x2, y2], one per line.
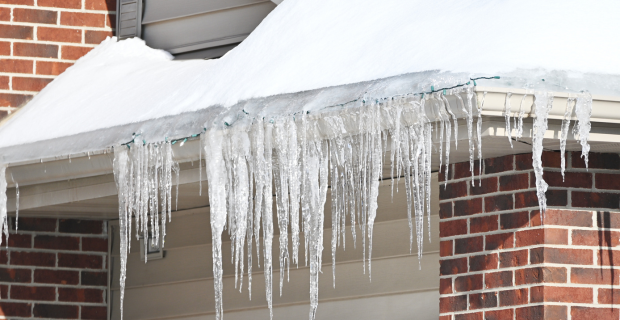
[108, 176, 440, 319]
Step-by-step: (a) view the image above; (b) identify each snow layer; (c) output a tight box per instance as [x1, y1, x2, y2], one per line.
[0, 0, 619, 156]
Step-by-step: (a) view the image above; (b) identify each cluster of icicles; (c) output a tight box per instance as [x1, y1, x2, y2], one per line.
[109, 86, 594, 320]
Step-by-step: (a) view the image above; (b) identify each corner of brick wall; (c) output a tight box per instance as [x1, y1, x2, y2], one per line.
[439, 151, 620, 320]
[0, 217, 108, 319]
[0, 0, 116, 120]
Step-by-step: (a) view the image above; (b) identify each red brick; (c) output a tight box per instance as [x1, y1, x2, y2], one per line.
[12, 77, 53, 92]
[470, 253, 498, 272]
[61, 45, 93, 60]
[515, 228, 567, 247]
[11, 251, 55, 267]
[36, 61, 73, 76]
[13, 8, 58, 24]
[58, 253, 103, 269]
[0, 8, 8, 22]
[598, 211, 620, 229]
[485, 194, 513, 212]
[484, 309, 513, 320]
[85, 30, 113, 45]
[573, 191, 620, 209]
[12, 217, 56, 232]
[515, 267, 567, 285]
[38, 27, 82, 43]
[514, 191, 538, 209]
[439, 316, 451, 320]
[515, 305, 566, 320]
[499, 288, 527, 306]
[484, 155, 513, 174]
[440, 219, 467, 237]
[59, 219, 103, 234]
[0, 41, 10, 55]
[599, 288, 620, 304]
[0, 250, 6, 264]
[59, 288, 104, 303]
[455, 312, 483, 320]
[81, 306, 107, 320]
[34, 269, 79, 285]
[454, 198, 483, 216]
[83, 237, 108, 252]
[455, 236, 483, 254]
[515, 153, 533, 170]
[0, 0, 33, 4]
[0, 302, 32, 317]
[14, 42, 58, 58]
[440, 257, 468, 275]
[440, 202, 453, 219]
[598, 249, 620, 266]
[499, 249, 528, 268]
[61, 12, 105, 27]
[573, 229, 620, 247]
[34, 235, 80, 250]
[470, 177, 498, 196]
[106, 14, 115, 28]
[454, 160, 480, 179]
[38, 0, 81, 8]
[541, 151, 561, 168]
[0, 75, 7, 89]
[85, 0, 115, 10]
[530, 247, 593, 265]
[573, 152, 620, 169]
[597, 173, 620, 190]
[440, 278, 452, 294]
[485, 232, 514, 250]
[499, 211, 529, 230]
[440, 181, 467, 200]
[532, 209, 593, 227]
[470, 215, 498, 234]
[33, 304, 79, 319]
[0, 285, 7, 299]
[440, 295, 468, 313]
[0, 93, 32, 108]
[546, 189, 568, 206]
[485, 271, 512, 289]
[455, 274, 482, 292]
[440, 240, 453, 257]
[499, 173, 529, 191]
[0, 267, 31, 282]
[439, 169, 447, 182]
[81, 271, 107, 286]
[0, 24, 33, 40]
[469, 292, 497, 310]
[571, 307, 619, 320]
[571, 268, 620, 285]
[531, 286, 592, 303]
[10, 285, 55, 301]
[1, 233, 32, 248]
[545, 171, 592, 188]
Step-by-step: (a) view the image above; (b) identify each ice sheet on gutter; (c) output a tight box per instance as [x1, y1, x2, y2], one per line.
[0, 0, 619, 163]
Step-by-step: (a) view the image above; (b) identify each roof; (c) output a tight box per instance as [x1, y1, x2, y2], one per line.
[1, 0, 619, 164]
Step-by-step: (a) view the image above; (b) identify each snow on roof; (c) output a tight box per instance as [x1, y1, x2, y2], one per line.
[0, 0, 619, 163]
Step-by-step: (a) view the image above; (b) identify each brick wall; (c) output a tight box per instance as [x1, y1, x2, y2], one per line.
[439, 151, 620, 320]
[0, 217, 108, 319]
[0, 0, 115, 120]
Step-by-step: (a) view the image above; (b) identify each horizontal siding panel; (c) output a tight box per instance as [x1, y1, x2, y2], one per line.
[111, 253, 439, 319]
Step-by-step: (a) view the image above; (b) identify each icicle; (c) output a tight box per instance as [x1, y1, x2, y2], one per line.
[263, 121, 275, 320]
[573, 91, 593, 169]
[560, 96, 576, 180]
[532, 92, 553, 215]
[14, 182, 18, 230]
[476, 92, 486, 185]
[515, 94, 527, 141]
[0, 165, 7, 248]
[112, 147, 130, 320]
[464, 88, 475, 186]
[202, 131, 228, 320]
[199, 136, 203, 196]
[505, 92, 513, 148]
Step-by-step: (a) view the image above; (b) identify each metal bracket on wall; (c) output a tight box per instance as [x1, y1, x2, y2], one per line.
[116, 0, 143, 39]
